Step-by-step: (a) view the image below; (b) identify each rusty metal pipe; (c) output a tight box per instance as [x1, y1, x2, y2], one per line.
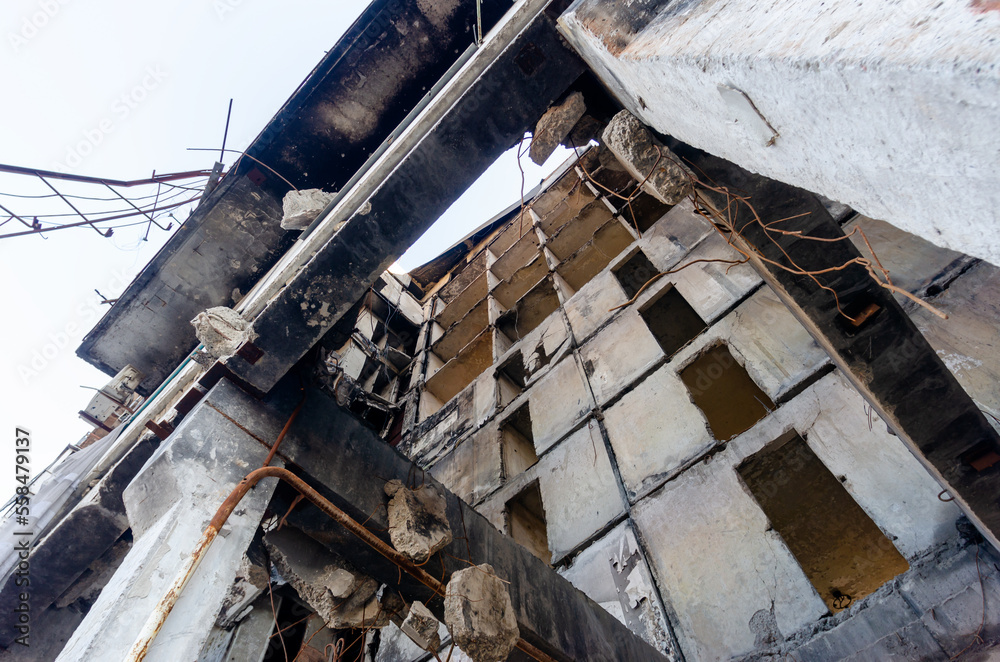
[126, 466, 556, 662]
[262, 398, 303, 467]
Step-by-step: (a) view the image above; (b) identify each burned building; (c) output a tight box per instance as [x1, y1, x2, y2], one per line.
[4, 0, 1000, 660]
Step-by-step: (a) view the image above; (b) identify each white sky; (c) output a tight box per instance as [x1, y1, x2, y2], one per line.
[0, 0, 570, 502]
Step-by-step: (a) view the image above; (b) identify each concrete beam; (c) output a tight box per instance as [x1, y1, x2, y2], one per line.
[228, 13, 586, 393]
[557, 0, 1000, 267]
[657, 137, 1000, 550]
[207, 378, 667, 661]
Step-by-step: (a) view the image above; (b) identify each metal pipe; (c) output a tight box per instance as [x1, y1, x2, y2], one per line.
[0, 162, 213, 187]
[125, 466, 557, 662]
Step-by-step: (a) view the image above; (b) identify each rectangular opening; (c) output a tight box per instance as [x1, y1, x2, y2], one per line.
[497, 353, 528, 407]
[738, 432, 909, 613]
[639, 286, 707, 358]
[613, 249, 659, 299]
[500, 403, 537, 480]
[680, 344, 774, 440]
[505, 481, 550, 564]
[497, 279, 561, 342]
[620, 191, 671, 233]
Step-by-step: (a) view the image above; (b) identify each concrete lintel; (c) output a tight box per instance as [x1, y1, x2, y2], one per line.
[660, 139, 1000, 550]
[207, 378, 667, 661]
[229, 14, 586, 393]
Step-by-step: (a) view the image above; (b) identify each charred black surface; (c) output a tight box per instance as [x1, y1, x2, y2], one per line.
[234, 15, 586, 393]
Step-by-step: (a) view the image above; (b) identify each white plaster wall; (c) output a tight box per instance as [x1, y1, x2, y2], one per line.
[604, 362, 714, 501]
[559, 0, 1000, 267]
[579, 308, 663, 405]
[528, 353, 594, 453]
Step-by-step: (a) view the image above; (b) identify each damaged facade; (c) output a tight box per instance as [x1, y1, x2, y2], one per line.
[4, 0, 1000, 660]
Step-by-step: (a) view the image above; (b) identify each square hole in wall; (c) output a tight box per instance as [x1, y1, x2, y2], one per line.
[505, 481, 550, 564]
[500, 403, 537, 480]
[497, 353, 528, 407]
[680, 344, 774, 440]
[613, 249, 659, 299]
[738, 432, 909, 613]
[639, 286, 707, 358]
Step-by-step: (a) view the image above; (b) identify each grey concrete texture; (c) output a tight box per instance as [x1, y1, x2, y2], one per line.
[264, 527, 388, 629]
[385, 479, 454, 563]
[444, 564, 520, 662]
[55, 384, 278, 662]
[401, 600, 442, 652]
[191, 306, 255, 359]
[280, 188, 337, 230]
[529, 91, 587, 165]
[602, 110, 694, 206]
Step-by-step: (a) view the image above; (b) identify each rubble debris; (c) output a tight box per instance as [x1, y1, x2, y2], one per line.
[216, 550, 269, 628]
[384, 479, 453, 563]
[563, 113, 604, 149]
[190, 306, 255, 359]
[400, 600, 441, 652]
[280, 188, 336, 230]
[443, 564, 519, 662]
[264, 528, 389, 629]
[601, 109, 694, 205]
[529, 91, 587, 165]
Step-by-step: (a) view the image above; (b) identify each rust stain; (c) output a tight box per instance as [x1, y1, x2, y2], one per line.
[971, 0, 1000, 12]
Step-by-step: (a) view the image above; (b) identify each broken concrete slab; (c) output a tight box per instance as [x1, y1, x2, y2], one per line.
[384, 479, 453, 563]
[264, 527, 388, 630]
[444, 564, 519, 662]
[401, 600, 441, 652]
[602, 110, 693, 205]
[530, 91, 587, 165]
[280, 188, 337, 230]
[191, 306, 255, 359]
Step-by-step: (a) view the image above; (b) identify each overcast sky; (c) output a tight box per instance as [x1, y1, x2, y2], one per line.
[0, 0, 569, 502]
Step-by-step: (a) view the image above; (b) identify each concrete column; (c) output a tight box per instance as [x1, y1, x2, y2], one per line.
[557, 0, 1000, 267]
[55, 391, 278, 662]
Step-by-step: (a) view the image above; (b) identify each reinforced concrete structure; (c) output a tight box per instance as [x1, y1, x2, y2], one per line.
[4, 0, 1000, 660]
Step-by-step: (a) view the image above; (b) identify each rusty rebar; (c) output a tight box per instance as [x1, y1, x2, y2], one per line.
[125, 465, 556, 662]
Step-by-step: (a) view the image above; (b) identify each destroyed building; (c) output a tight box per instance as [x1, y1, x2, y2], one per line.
[3, 0, 1000, 660]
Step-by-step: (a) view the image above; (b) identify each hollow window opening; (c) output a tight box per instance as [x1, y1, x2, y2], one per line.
[738, 432, 909, 613]
[680, 344, 773, 440]
[505, 481, 550, 564]
[614, 249, 659, 299]
[500, 403, 537, 480]
[639, 286, 707, 358]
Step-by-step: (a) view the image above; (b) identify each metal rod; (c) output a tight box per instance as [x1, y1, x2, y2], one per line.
[0, 163, 213, 187]
[262, 396, 304, 467]
[186, 148, 298, 191]
[0, 202, 31, 228]
[125, 465, 557, 662]
[220, 99, 233, 163]
[39, 175, 108, 236]
[104, 184, 171, 231]
[0, 197, 196, 240]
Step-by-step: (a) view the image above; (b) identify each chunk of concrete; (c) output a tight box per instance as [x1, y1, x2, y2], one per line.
[400, 601, 441, 652]
[191, 306, 255, 359]
[280, 188, 336, 230]
[444, 564, 519, 662]
[602, 110, 694, 205]
[384, 479, 453, 563]
[530, 92, 586, 165]
[264, 527, 388, 629]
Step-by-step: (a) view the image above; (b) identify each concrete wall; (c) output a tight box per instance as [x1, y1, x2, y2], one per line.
[393, 157, 1000, 660]
[557, 0, 1000, 268]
